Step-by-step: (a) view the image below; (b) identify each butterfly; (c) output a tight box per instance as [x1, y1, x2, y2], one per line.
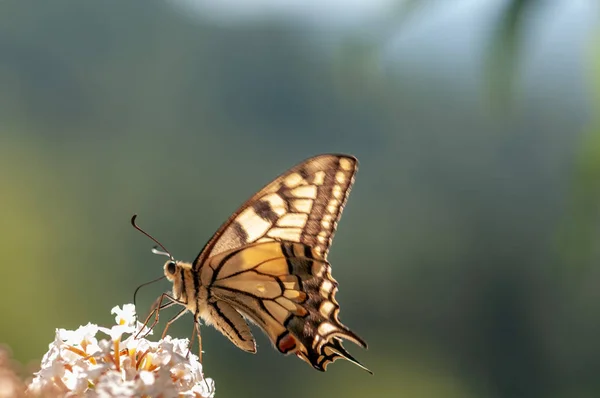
[132, 154, 370, 373]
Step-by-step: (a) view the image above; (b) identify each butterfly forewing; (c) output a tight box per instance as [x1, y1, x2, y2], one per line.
[193, 154, 357, 265]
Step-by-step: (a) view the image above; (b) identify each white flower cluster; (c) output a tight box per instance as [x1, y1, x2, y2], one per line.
[27, 304, 214, 397]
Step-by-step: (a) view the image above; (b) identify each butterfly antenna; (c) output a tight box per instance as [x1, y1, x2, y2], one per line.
[131, 214, 174, 321]
[131, 214, 174, 260]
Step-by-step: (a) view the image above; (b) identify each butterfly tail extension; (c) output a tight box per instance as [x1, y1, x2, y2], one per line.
[330, 327, 368, 349]
[278, 242, 370, 372]
[316, 337, 372, 374]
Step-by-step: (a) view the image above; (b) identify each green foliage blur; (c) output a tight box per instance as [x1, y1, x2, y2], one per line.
[1, 1, 599, 397]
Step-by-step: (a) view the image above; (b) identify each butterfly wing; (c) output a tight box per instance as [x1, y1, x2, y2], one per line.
[203, 299, 256, 353]
[199, 241, 370, 372]
[193, 154, 357, 266]
[194, 154, 368, 372]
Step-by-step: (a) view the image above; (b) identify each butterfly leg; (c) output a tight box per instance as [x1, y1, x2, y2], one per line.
[182, 310, 204, 362]
[160, 307, 187, 339]
[187, 322, 196, 359]
[136, 292, 180, 339]
[161, 312, 201, 362]
[194, 317, 203, 363]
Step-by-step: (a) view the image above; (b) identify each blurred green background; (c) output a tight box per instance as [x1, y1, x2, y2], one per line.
[1, 0, 600, 397]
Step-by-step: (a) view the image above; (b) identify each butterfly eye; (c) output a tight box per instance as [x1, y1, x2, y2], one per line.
[167, 261, 177, 275]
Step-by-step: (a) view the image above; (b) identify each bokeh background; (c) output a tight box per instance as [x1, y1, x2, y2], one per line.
[1, 0, 600, 397]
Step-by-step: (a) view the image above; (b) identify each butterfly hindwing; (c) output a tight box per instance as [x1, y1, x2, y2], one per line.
[199, 240, 369, 372]
[193, 154, 358, 266]
[204, 300, 256, 353]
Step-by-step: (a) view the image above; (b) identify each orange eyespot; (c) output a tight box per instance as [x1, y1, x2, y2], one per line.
[276, 333, 297, 354]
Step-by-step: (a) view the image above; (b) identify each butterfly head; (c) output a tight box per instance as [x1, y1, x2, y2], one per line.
[153, 250, 188, 282]
[163, 259, 188, 283]
[161, 258, 194, 305]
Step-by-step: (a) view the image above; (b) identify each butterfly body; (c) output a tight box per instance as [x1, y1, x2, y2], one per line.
[142, 154, 370, 373]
